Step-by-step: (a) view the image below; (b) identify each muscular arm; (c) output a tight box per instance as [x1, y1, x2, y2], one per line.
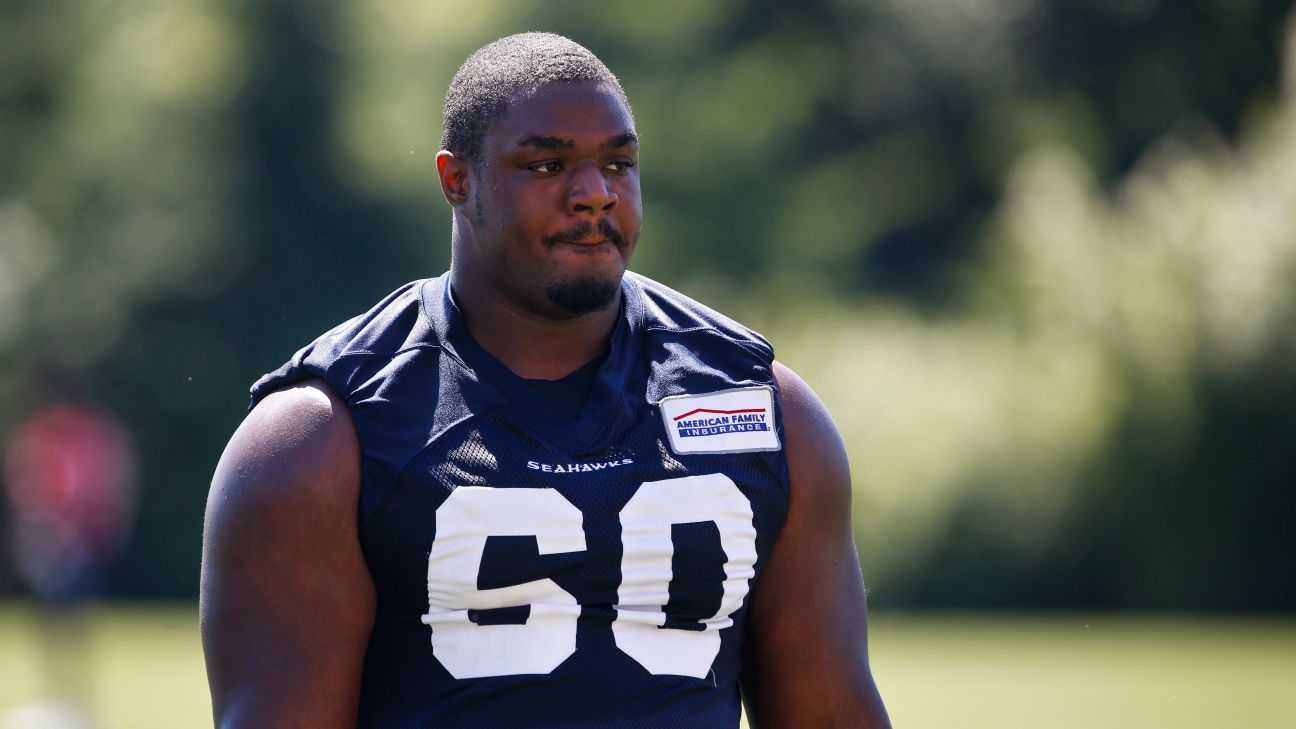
[740, 362, 890, 728]
[200, 380, 375, 729]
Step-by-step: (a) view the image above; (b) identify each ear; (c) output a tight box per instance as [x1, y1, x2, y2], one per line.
[436, 151, 471, 207]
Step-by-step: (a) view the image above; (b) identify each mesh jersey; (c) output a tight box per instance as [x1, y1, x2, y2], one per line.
[250, 272, 791, 728]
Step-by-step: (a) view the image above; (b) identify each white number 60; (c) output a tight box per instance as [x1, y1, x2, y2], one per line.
[421, 473, 757, 679]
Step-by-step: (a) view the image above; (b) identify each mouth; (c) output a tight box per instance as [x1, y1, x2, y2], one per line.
[552, 239, 618, 258]
[545, 220, 626, 251]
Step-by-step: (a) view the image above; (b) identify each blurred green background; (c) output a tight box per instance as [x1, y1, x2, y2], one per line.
[2, 0, 1294, 726]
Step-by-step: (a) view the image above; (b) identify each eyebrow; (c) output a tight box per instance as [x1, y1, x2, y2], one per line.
[604, 131, 638, 149]
[514, 131, 638, 151]
[516, 135, 575, 151]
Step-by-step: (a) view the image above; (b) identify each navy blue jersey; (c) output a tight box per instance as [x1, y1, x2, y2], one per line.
[250, 272, 790, 728]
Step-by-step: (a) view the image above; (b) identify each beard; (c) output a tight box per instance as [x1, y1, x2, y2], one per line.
[540, 217, 629, 316]
[545, 275, 621, 316]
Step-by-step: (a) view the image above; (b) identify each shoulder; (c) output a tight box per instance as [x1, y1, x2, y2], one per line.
[202, 379, 373, 727]
[630, 272, 782, 407]
[214, 379, 361, 517]
[249, 278, 442, 410]
[204, 379, 364, 641]
[771, 360, 850, 513]
[741, 363, 890, 726]
[627, 272, 774, 361]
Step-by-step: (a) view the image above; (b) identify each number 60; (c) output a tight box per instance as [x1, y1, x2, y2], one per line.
[422, 473, 758, 679]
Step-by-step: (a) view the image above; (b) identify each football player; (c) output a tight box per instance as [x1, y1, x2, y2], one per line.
[201, 33, 890, 728]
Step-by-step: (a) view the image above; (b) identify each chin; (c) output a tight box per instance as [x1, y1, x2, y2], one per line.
[545, 274, 622, 317]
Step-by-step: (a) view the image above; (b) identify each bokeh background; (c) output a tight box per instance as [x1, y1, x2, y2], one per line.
[2, 0, 1294, 727]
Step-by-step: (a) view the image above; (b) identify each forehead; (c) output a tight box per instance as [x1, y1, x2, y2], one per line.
[484, 81, 635, 153]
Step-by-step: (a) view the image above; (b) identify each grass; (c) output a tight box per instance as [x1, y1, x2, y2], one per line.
[1, 603, 209, 729]
[870, 613, 1296, 728]
[1, 603, 1292, 728]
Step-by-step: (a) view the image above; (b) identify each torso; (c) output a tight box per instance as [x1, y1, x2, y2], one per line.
[251, 273, 790, 728]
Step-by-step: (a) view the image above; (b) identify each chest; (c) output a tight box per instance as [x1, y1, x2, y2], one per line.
[358, 404, 788, 679]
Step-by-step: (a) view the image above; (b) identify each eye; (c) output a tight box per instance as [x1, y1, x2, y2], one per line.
[528, 160, 563, 174]
[605, 159, 635, 173]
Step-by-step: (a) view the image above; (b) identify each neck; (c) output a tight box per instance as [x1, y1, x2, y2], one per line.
[449, 270, 621, 381]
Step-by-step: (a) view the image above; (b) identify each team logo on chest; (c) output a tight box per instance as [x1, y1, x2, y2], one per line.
[658, 386, 781, 455]
[526, 458, 633, 474]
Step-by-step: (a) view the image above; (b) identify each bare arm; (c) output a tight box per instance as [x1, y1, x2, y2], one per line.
[741, 362, 890, 728]
[200, 380, 375, 728]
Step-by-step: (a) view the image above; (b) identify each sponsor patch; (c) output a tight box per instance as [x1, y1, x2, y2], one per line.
[659, 386, 781, 455]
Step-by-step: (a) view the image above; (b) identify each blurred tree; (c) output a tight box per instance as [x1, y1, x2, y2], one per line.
[1, 0, 1293, 608]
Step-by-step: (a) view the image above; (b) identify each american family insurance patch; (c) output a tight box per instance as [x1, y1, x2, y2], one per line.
[659, 386, 781, 455]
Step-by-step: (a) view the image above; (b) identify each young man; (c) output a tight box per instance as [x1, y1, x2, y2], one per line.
[201, 33, 890, 728]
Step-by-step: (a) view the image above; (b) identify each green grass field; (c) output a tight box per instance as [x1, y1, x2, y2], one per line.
[1, 603, 1292, 728]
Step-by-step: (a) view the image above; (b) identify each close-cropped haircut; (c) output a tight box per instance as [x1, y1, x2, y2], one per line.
[441, 33, 629, 165]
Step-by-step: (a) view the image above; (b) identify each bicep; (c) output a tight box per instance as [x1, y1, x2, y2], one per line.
[741, 362, 890, 728]
[200, 380, 375, 729]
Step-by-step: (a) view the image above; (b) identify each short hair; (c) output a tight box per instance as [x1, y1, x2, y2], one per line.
[441, 33, 630, 165]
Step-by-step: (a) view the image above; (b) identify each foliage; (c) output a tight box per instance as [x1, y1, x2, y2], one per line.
[0, 0, 1293, 607]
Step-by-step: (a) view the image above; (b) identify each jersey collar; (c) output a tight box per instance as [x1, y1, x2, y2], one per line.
[420, 272, 646, 454]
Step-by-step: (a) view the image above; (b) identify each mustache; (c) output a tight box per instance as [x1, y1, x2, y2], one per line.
[545, 218, 626, 249]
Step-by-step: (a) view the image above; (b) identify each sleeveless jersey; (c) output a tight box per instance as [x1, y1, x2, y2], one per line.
[250, 272, 791, 728]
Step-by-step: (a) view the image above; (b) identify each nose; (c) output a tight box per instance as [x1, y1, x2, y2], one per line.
[567, 162, 617, 215]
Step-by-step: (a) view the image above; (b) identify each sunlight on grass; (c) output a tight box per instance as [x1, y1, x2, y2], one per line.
[0, 604, 1291, 729]
[871, 613, 1296, 729]
[0, 603, 209, 729]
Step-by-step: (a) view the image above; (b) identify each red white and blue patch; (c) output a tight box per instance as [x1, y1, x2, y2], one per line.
[658, 386, 781, 455]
